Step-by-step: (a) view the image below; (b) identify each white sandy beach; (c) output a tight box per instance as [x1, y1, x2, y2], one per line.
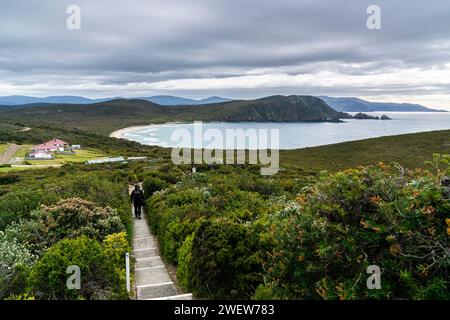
[109, 125, 153, 139]
[109, 122, 186, 139]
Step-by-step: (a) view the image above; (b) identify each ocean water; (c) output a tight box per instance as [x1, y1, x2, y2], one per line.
[122, 112, 450, 150]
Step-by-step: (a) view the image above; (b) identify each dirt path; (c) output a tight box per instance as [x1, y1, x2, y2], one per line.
[0, 144, 20, 165]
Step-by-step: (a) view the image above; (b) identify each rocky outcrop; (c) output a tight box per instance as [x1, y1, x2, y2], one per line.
[353, 112, 379, 120]
[352, 113, 392, 120]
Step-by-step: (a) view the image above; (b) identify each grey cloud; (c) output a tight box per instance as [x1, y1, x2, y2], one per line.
[0, 0, 449, 107]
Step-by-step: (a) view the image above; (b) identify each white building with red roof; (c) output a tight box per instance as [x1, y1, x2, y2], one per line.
[33, 139, 68, 153]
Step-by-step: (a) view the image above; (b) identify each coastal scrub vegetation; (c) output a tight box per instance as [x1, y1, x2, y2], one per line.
[0, 164, 135, 299]
[144, 155, 450, 299]
[0, 120, 449, 300]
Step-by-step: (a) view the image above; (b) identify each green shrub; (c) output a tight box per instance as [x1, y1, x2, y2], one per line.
[103, 232, 130, 267]
[177, 233, 194, 290]
[257, 163, 450, 300]
[5, 293, 36, 300]
[145, 170, 285, 298]
[0, 188, 49, 230]
[15, 198, 125, 254]
[189, 219, 267, 299]
[236, 174, 283, 196]
[0, 172, 131, 231]
[147, 187, 207, 263]
[0, 173, 19, 184]
[29, 236, 125, 300]
[144, 170, 181, 185]
[102, 232, 130, 299]
[150, 204, 205, 264]
[0, 231, 36, 299]
[155, 163, 184, 183]
[143, 176, 169, 197]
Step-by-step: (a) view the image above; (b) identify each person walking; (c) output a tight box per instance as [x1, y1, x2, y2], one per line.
[131, 184, 145, 219]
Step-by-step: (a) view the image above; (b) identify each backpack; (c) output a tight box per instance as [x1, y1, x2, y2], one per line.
[132, 189, 144, 205]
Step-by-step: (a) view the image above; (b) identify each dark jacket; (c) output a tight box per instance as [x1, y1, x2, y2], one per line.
[131, 189, 145, 206]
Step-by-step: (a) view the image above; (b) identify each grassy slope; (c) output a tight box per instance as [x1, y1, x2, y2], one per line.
[0, 166, 58, 173]
[0, 142, 107, 171]
[0, 123, 20, 132]
[280, 129, 450, 177]
[12, 144, 32, 158]
[0, 144, 7, 155]
[0, 125, 169, 159]
[1, 120, 449, 176]
[27, 149, 107, 165]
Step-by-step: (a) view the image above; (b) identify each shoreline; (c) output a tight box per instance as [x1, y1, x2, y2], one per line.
[109, 125, 152, 139]
[109, 122, 187, 139]
[108, 119, 346, 139]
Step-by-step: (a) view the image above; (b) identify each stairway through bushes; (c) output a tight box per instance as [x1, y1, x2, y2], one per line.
[131, 189, 193, 300]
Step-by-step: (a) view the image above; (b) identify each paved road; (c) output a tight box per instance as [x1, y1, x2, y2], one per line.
[0, 144, 20, 165]
[130, 186, 193, 300]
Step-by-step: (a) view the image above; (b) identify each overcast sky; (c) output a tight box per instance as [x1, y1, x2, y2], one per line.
[0, 0, 450, 109]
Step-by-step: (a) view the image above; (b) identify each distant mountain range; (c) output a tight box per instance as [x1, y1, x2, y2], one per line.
[0, 94, 445, 112]
[141, 95, 232, 105]
[0, 95, 232, 106]
[0, 95, 108, 105]
[319, 96, 446, 112]
[0, 95, 349, 133]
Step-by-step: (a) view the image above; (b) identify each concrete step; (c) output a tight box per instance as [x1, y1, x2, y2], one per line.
[134, 225, 151, 238]
[137, 282, 178, 300]
[133, 236, 156, 250]
[135, 266, 172, 285]
[147, 293, 193, 300]
[133, 247, 158, 259]
[128, 195, 194, 300]
[134, 219, 149, 227]
[135, 256, 164, 269]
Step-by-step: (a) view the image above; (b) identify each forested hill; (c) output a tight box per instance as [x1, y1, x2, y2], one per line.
[199, 95, 349, 122]
[0, 95, 349, 133]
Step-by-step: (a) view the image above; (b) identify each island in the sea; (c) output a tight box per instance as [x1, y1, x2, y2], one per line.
[353, 112, 392, 120]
